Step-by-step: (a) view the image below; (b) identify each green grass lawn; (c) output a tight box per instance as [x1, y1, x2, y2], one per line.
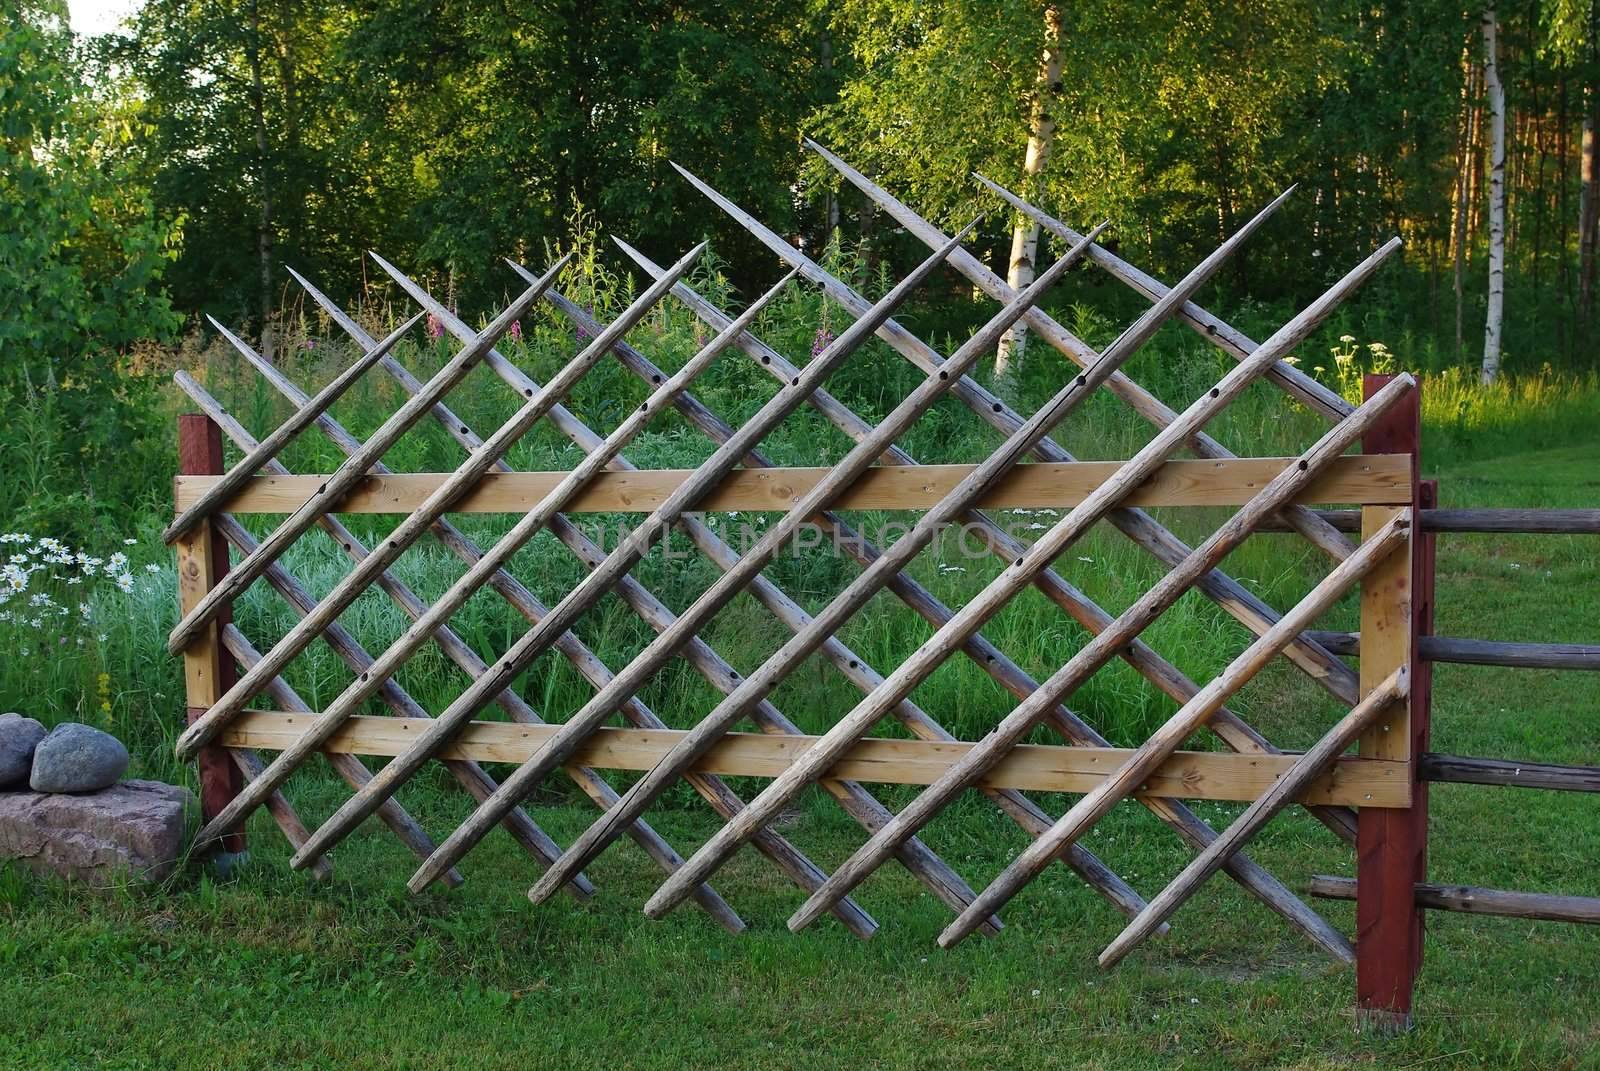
[3, 423, 1598, 1069]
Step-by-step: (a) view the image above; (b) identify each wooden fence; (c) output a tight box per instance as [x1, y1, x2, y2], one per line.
[166, 146, 1599, 1032]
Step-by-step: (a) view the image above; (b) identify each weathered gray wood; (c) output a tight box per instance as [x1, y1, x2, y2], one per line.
[806, 142, 1357, 567]
[162, 312, 423, 545]
[166, 256, 572, 663]
[1306, 631, 1600, 671]
[337, 259, 984, 937]
[527, 276, 1151, 932]
[787, 378, 1415, 937]
[1098, 664, 1408, 968]
[1310, 876, 1600, 925]
[173, 367, 748, 921]
[971, 170, 1353, 421]
[619, 226, 1361, 853]
[218, 623, 459, 889]
[1261, 508, 1600, 534]
[622, 195, 1314, 924]
[346, 222, 980, 888]
[936, 511, 1411, 949]
[201, 514, 568, 893]
[225, 744, 334, 882]
[176, 244, 703, 760]
[607, 246, 1337, 939]
[286, 274, 886, 940]
[1420, 754, 1600, 792]
[521, 218, 1129, 912]
[1421, 508, 1600, 533]
[653, 262, 1404, 931]
[679, 161, 1365, 712]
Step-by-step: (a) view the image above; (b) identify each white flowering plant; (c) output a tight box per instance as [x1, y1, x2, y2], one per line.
[0, 532, 169, 727]
[1325, 334, 1398, 401]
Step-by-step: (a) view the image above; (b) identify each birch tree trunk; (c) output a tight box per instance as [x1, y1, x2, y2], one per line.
[994, 5, 1062, 382]
[247, 0, 275, 363]
[1579, 89, 1600, 320]
[1482, 5, 1506, 384]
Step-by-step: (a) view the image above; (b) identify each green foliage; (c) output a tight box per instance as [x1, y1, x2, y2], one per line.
[0, 0, 182, 540]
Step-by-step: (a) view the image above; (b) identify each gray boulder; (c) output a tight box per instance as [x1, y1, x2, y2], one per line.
[0, 713, 47, 789]
[0, 780, 195, 884]
[29, 723, 129, 793]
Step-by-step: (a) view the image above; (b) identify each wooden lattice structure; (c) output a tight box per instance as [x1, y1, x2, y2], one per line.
[166, 145, 1599, 1031]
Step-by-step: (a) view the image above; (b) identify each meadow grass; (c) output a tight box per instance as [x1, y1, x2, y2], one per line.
[2, 272, 1599, 1068]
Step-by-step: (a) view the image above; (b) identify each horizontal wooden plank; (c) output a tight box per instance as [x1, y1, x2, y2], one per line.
[175, 455, 1413, 516]
[220, 710, 1411, 807]
[1310, 875, 1600, 925]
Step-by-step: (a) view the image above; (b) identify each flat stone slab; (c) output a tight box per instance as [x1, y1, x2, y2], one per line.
[0, 780, 195, 885]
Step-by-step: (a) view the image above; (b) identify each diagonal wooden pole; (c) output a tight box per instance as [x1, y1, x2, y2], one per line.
[163, 312, 422, 545]
[616, 235, 1362, 850]
[543, 197, 1282, 913]
[605, 246, 1340, 947]
[969, 170, 1353, 421]
[219, 623, 458, 889]
[938, 511, 1412, 948]
[641, 209, 1378, 924]
[171, 364, 729, 913]
[811, 142, 1357, 563]
[1098, 664, 1409, 968]
[176, 243, 704, 760]
[680, 162, 1365, 707]
[515, 224, 1113, 905]
[309, 222, 979, 882]
[285, 242, 990, 926]
[167, 256, 571, 661]
[285, 271, 890, 940]
[788, 373, 1416, 938]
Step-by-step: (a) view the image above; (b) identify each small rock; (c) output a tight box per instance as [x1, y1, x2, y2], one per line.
[29, 723, 129, 793]
[0, 713, 47, 789]
[0, 780, 195, 884]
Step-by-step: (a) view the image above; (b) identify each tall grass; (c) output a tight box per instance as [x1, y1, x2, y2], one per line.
[2, 236, 1597, 806]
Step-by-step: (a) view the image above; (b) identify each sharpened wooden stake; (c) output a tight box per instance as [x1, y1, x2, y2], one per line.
[168, 256, 571, 667]
[290, 273, 887, 941]
[970, 170, 1353, 421]
[374, 220, 982, 893]
[937, 512, 1411, 949]
[163, 312, 423, 545]
[683, 158, 1366, 718]
[645, 188, 1364, 852]
[645, 246, 1400, 927]
[1098, 664, 1409, 968]
[787, 376, 1416, 937]
[808, 142, 1356, 566]
[523, 220, 1116, 911]
[175, 246, 698, 761]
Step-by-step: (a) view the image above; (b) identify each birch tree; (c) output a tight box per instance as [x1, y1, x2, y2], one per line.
[1482, 4, 1507, 383]
[994, 4, 1062, 382]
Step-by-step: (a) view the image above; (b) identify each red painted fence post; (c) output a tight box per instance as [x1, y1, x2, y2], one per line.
[1355, 373, 1435, 1031]
[176, 413, 246, 856]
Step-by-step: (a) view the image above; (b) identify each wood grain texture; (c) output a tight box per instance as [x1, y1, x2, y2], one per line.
[1312, 877, 1600, 925]
[174, 456, 1412, 515]
[1419, 753, 1600, 793]
[219, 711, 1409, 806]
